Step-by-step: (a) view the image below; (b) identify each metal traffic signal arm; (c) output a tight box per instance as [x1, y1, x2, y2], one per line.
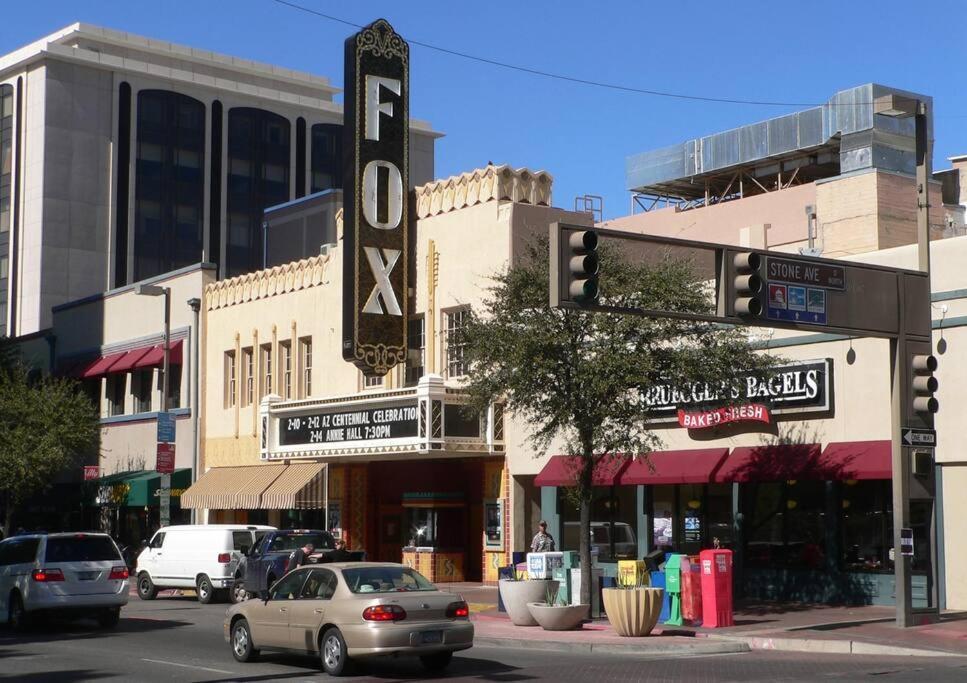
[549, 221, 939, 626]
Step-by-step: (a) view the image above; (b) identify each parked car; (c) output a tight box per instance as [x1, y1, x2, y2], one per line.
[233, 529, 362, 603]
[0, 532, 130, 630]
[225, 562, 473, 676]
[135, 524, 275, 604]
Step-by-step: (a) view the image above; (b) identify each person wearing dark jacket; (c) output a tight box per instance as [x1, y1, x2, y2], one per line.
[328, 538, 352, 562]
[285, 542, 315, 572]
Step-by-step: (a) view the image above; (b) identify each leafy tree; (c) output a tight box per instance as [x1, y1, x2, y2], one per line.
[459, 238, 777, 604]
[0, 362, 100, 538]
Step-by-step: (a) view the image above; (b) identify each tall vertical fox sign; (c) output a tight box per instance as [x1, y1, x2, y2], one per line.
[343, 19, 409, 376]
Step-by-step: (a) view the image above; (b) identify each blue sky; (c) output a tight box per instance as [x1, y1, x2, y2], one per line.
[5, 0, 967, 219]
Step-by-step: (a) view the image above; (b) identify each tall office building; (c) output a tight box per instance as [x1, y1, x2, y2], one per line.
[0, 23, 441, 336]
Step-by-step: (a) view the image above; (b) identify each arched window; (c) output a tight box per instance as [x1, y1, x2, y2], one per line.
[134, 90, 206, 280]
[226, 108, 290, 276]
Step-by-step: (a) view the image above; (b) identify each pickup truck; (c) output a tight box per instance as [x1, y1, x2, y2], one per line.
[231, 529, 361, 603]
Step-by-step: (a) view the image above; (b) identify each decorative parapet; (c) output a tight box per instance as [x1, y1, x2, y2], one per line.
[414, 164, 552, 219]
[205, 252, 333, 311]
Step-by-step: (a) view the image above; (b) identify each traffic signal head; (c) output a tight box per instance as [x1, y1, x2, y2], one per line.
[567, 229, 599, 305]
[911, 354, 939, 415]
[733, 252, 764, 317]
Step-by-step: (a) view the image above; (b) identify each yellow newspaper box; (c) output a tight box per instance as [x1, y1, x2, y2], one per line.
[617, 560, 649, 587]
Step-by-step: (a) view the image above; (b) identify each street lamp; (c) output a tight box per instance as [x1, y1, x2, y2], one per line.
[136, 284, 172, 528]
[874, 93, 936, 627]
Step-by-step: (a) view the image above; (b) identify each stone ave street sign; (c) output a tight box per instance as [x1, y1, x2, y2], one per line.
[342, 18, 409, 376]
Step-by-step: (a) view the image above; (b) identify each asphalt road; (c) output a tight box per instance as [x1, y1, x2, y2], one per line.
[2, 595, 967, 682]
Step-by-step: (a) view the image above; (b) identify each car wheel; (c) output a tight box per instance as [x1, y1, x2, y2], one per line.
[196, 574, 215, 604]
[420, 651, 453, 673]
[231, 618, 259, 663]
[320, 627, 352, 676]
[8, 593, 28, 632]
[137, 573, 158, 600]
[231, 581, 249, 604]
[97, 607, 120, 628]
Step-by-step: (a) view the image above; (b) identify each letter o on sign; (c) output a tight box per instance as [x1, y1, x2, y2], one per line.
[363, 160, 403, 230]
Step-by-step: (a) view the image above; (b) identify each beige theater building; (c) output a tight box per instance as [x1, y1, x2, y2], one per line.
[187, 165, 586, 582]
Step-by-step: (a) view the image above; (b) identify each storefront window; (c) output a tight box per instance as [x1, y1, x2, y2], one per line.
[560, 486, 638, 562]
[743, 481, 825, 570]
[841, 480, 890, 572]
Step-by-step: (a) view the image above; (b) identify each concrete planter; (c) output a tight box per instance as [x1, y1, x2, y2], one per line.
[526, 602, 589, 631]
[602, 587, 664, 636]
[498, 579, 559, 626]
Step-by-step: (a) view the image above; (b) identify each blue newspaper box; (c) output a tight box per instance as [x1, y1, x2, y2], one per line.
[651, 570, 671, 623]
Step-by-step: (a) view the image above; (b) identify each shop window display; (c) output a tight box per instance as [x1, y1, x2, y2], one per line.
[743, 481, 826, 570]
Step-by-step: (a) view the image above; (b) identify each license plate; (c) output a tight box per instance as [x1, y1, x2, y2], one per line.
[77, 571, 98, 581]
[419, 631, 442, 644]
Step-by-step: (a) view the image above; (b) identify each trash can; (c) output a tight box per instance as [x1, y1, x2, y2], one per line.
[664, 554, 683, 626]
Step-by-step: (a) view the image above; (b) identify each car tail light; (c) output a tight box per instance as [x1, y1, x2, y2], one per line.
[217, 553, 231, 564]
[362, 604, 407, 622]
[32, 568, 65, 582]
[109, 566, 129, 580]
[446, 601, 469, 619]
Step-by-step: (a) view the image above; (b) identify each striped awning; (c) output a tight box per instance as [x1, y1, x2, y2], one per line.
[180, 465, 286, 510]
[180, 463, 327, 510]
[260, 463, 326, 510]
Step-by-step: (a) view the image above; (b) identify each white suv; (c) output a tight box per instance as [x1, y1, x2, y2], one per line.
[0, 532, 130, 630]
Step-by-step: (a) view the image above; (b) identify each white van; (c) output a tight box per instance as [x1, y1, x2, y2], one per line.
[135, 525, 275, 604]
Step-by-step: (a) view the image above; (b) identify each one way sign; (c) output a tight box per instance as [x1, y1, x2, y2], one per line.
[902, 428, 937, 448]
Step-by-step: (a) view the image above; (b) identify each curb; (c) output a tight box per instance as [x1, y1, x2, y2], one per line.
[713, 634, 967, 658]
[474, 635, 751, 657]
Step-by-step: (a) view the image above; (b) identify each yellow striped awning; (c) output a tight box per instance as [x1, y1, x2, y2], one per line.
[260, 463, 326, 510]
[180, 465, 285, 510]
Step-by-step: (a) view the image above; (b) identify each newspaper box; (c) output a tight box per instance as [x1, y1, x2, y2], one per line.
[617, 560, 649, 587]
[699, 549, 734, 627]
[663, 554, 683, 626]
[527, 552, 564, 580]
[680, 555, 703, 625]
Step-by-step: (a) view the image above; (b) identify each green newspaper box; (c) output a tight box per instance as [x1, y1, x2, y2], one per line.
[664, 554, 683, 626]
[553, 551, 578, 604]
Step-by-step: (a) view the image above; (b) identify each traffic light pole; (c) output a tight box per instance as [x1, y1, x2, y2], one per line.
[891, 333, 912, 627]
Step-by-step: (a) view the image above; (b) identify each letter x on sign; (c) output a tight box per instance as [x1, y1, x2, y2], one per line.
[362, 247, 402, 315]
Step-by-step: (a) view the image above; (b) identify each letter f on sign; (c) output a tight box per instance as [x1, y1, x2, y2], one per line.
[362, 247, 402, 316]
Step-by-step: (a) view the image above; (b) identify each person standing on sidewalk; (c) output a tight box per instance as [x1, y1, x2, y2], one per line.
[530, 520, 556, 552]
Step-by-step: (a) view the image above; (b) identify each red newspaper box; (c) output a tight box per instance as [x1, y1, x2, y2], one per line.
[699, 549, 733, 628]
[681, 556, 703, 625]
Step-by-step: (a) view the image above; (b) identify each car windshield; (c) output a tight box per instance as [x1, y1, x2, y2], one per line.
[343, 566, 436, 594]
[45, 536, 122, 563]
[267, 533, 333, 552]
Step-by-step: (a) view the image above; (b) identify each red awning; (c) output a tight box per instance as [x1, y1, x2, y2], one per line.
[618, 448, 730, 485]
[820, 441, 891, 480]
[136, 340, 184, 367]
[107, 346, 153, 373]
[534, 455, 630, 487]
[715, 443, 846, 483]
[80, 351, 128, 378]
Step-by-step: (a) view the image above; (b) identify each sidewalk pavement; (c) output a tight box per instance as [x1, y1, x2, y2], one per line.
[462, 585, 967, 658]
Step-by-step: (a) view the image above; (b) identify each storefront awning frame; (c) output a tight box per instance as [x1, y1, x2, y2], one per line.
[618, 448, 730, 485]
[534, 455, 629, 487]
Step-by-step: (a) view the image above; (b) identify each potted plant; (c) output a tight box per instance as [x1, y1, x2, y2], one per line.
[498, 570, 559, 626]
[527, 584, 589, 631]
[601, 571, 664, 637]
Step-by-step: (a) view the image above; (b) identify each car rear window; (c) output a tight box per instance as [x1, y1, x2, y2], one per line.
[343, 566, 435, 593]
[45, 536, 122, 563]
[267, 533, 334, 552]
[232, 531, 253, 551]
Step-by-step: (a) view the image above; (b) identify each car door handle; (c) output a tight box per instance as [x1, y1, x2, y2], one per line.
[279, 607, 287, 613]
[314, 609, 324, 614]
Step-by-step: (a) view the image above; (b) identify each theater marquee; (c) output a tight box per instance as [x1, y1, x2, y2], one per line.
[342, 18, 409, 376]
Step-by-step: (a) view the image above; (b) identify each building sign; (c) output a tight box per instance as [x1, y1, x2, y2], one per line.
[156, 443, 175, 474]
[342, 18, 409, 376]
[279, 402, 419, 447]
[643, 359, 832, 422]
[678, 403, 771, 429]
[83, 465, 100, 481]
